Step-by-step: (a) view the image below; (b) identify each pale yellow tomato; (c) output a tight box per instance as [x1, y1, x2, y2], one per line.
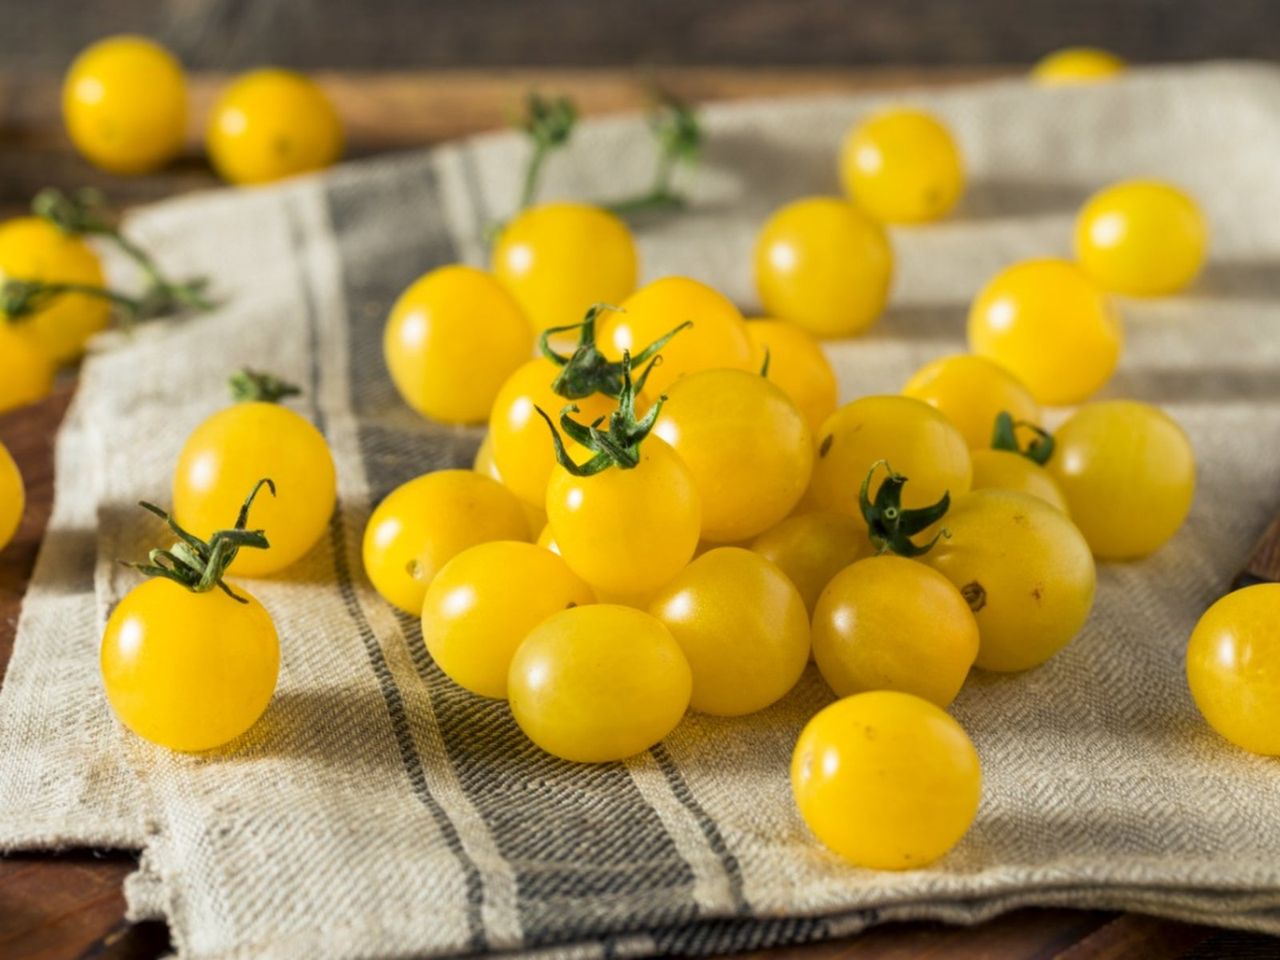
[840, 107, 964, 224]
[970, 449, 1069, 513]
[1031, 48, 1126, 85]
[746, 319, 839, 434]
[750, 510, 872, 613]
[0, 325, 55, 413]
[0, 441, 24, 552]
[901, 354, 1041, 451]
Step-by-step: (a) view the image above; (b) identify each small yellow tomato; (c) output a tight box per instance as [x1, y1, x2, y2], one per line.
[654, 369, 813, 542]
[649, 547, 809, 716]
[101, 578, 279, 752]
[925, 490, 1096, 672]
[809, 395, 971, 521]
[508, 604, 692, 762]
[750, 510, 872, 614]
[970, 449, 1069, 514]
[0, 441, 24, 552]
[363, 470, 530, 616]
[839, 107, 964, 224]
[63, 35, 187, 175]
[0, 325, 55, 414]
[968, 258, 1123, 406]
[207, 69, 342, 185]
[0, 217, 110, 364]
[746, 319, 839, 434]
[423, 541, 594, 699]
[385, 265, 533, 425]
[598, 277, 752, 396]
[754, 197, 893, 339]
[1187, 584, 1280, 756]
[792, 691, 981, 870]
[813, 555, 978, 707]
[473, 432, 546, 533]
[1048, 400, 1195, 559]
[491, 203, 638, 334]
[901, 354, 1041, 451]
[1074, 180, 1208, 296]
[1031, 47, 1126, 85]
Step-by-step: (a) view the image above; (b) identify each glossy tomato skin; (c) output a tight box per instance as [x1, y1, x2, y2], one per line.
[901, 354, 1041, 451]
[813, 555, 978, 707]
[1186, 584, 1280, 756]
[746, 319, 839, 434]
[970, 449, 1069, 514]
[654, 369, 813, 542]
[174, 402, 336, 577]
[1031, 47, 1126, 85]
[0, 217, 110, 364]
[363, 470, 530, 616]
[754, 197, 893, 339]
[0, 442, 24, 552]
[1048, 400, 1195, 560]
[63, 35, 187, 175]
[968, 259, 1123, 406]
[0, 325, 55, 414]
[649, 547, 810, 716]
[791, 691, 981, 870]
[207, 69, 342, 185]
[750, 510, 872, 613]
[101, 578, 279, 752]
[508, 604, 692, 762]
[840, 108, 964, 224]
[491, 203, 638, 335]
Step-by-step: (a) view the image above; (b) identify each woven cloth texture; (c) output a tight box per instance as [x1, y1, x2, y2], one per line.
[3, 63, 1280, 959]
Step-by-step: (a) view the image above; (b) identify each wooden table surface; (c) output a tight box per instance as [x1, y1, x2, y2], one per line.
[1, 68, 1277, 960]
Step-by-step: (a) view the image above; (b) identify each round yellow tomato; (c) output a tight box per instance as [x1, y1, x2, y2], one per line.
[1031, 48, 1126, 85]
[754, 197, 893, 339]
[901, 354, 1041, 451]
[750, 510, 872, 613]
[925, 489, 1095, 672]
[791, 691, 981, 870]
[809, 395, 971, 520]
[968, 258, 1123, 406]
[0, 441, 24, 552]
[422, 541, 594, 699]
[839, 107, 964, 224]
[63, 35, 187, 175]
[597, 277, 752, 396]
[746, 319, 838, 434]
[508, 604, 692, 762]
[206, 69, 342, 185]
[491, 202, 638, 334]
[0, 325, 55, 413]
[363, 470, 530, 615]
[1048, 400, 1195, 559]
[970, 449, 1068, 514]
[649, 547, 809, 716]
[813, 555, 978, 707]
[101, 578, 279, 752]
[654, 369, 813, 542]
[385, 265, 533, 425]
[1186, 584, 1280, 756]
[1074, 180, 1208, 296]
[0, 217, 110, 364]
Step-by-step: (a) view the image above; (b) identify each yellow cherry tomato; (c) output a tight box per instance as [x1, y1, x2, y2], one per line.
[63, 35, 187, 175]
[491, 203, 638, 334]
[746, 319, 839, 434]
[970, 449, 1069, 514]
[0, 325, 55, 414]
[207, 69, 342, 185]
[649, 547, 809, 716]
[423, 541, 594, 699]
[0, 441, 24, 552]
[654, 369, 813, 542]
[809, 395, 971, 521]
[508, 604, 692, 762]
[1186, 584, 1280, 756]
[901, 354, 1041, 451]
[1074, 180, 1208, 296]
[839, 108, 964, 224]
[101, 578, 279, 752]
[813, 555, 978, 707]
[0, 217, 110, 364]
[754, 197, 893, 339]
[363, 470, 530, 616]
[968, 259, 1123, 406]
[174, 401, 335, 577]
[792, 691, 981, 870]
[597, 277, 752, 397]
[1048, 400, 1195, 560]
[1031, 47, 1126, 85]
[473, 432, 547, 533]
[385, 265, 533, 425]
[750, 510, 872, 614]
[925, 489, 1095, 672]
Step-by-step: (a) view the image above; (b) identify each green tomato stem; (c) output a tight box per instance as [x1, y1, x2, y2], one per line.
[859, 460, 951, 558]
[230, 369, 303, 405]
[991, 411, 1055, 465]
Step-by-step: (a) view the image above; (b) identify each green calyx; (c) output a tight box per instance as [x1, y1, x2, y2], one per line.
[518, 93, 578, 210]
[991, 411, 1055, 465]
[230, 368, 302, 404]
[859, 460, 950, 558]
[540, 302, 690, 401]
[536, 350, 663, 476]
[606, 91, 703, 218]
[128, 479, 275, 603]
